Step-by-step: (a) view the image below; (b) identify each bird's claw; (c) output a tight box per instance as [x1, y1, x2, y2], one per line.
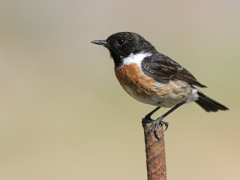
[145, 117, 168, 141]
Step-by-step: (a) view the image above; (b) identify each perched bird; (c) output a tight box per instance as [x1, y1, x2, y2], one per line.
[91, 32, 228, 137]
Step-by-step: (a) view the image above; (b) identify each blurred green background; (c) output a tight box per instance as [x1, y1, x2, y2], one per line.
[0, 0, 239, 179]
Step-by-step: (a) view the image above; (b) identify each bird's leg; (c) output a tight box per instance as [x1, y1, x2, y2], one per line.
[142, 107, 161, 126]
[146, 101, 186, 140]
[145, 107, 161, 120]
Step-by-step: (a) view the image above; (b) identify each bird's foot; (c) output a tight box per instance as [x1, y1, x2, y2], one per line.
[142, 116, 168, 141]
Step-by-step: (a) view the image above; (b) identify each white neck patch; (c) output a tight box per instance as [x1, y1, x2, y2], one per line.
[122, 52, 152, 68]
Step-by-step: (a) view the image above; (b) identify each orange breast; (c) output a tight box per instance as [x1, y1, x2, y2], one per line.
[114, 63, 156, 100]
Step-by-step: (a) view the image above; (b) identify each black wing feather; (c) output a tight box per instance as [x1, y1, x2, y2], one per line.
[142, 53, 207, 88]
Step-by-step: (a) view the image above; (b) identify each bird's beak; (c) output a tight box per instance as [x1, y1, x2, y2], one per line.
[91, 40, 108, 46]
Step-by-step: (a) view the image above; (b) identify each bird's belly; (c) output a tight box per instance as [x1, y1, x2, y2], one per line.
[114, 64, 194, 108]
[123, 83, 191, 107]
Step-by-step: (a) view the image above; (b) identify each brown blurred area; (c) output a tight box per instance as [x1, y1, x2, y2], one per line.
[0, 0, 239, 179]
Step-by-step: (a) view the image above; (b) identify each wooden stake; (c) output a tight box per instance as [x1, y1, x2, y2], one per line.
[142, 118, 167, 180]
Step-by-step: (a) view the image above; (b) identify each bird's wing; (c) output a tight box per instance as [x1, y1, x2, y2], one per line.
[142, 53, 207, 88]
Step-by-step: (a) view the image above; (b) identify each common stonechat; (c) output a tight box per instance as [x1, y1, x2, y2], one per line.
[91, 32, 228, 137]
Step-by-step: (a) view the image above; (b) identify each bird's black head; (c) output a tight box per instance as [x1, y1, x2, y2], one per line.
[91, 32, 155, 67]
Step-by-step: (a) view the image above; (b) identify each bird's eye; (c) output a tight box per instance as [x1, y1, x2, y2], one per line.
[117, 39, 125, 45]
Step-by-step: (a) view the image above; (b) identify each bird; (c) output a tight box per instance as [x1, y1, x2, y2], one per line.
[91, 32, 229, 138]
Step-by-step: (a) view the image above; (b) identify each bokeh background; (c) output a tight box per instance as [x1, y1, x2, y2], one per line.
[1, 0, 240, 179]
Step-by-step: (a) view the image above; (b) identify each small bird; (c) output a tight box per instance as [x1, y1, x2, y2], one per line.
[91, 32, 228, 137]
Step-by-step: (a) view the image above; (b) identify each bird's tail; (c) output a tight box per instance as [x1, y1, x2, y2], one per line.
[195, 91, 229, 112]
